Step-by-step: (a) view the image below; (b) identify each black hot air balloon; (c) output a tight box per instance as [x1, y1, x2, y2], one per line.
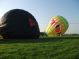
[0, 9, 40, 39]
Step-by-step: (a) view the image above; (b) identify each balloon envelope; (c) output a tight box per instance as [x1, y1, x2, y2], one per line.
[45, 16, 69, 37]
[0, 9, 40, 39]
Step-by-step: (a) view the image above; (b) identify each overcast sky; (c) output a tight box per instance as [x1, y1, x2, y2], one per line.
[0, 0, 79, 34]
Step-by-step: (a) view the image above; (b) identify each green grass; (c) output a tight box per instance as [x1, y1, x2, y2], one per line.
[0, 37, 79, 59]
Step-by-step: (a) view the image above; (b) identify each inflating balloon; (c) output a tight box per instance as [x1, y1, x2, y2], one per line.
[45, 16, 69, 37]
[0, 9, 40, 39]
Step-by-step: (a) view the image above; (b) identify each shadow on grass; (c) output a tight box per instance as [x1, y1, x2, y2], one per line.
[0, 37, 79, 44]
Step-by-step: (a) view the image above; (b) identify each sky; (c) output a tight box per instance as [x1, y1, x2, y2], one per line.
[0, 0, 79, 34]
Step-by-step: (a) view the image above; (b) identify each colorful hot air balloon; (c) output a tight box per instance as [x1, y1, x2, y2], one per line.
[45, 16, 69, 37]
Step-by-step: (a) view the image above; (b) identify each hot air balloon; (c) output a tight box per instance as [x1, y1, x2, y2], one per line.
[0, 9, 40, 39]
[45, 16, 69, 37]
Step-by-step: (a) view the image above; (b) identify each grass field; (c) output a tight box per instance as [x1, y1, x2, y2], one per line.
[0, 37, 79, 59]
